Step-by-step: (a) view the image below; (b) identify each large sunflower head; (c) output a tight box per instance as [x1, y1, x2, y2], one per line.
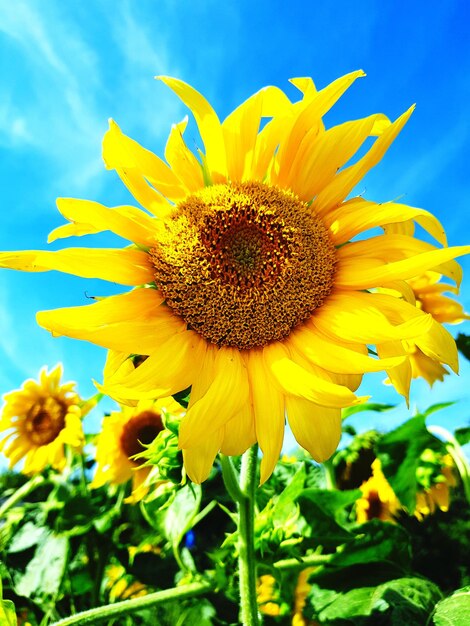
[91, 396, 183, 500]
[1, 72, 469, 483]
[0, 364, 84, 473]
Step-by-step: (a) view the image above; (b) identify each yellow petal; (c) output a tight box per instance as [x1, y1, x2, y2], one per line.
[313, 105, 415, 215]
[182, 428, 224, 484]
[157, 76, 228, 179]
[50, 199, 157, 246]
[38, 301, 185, 354]
[264, 342, 360, 408]
[223, 89, 264, 181]
[336, 243, 470, 289]
[288, 324, 406, 374]
[286, 397, 341, 462]
[40, 288, 163, 328]
[164, 117, 204, 191]
[414, 319, 459, 373]
[0, 251, 51, 272]
[101, 331, 205, 400]
[220, 403, 257, 456]
[285, 114, 389, 200]
[326, 198, 447, 246]
[103, 119, 186, 201]
[377, 341, 412, 402]
[246, 350, 285, 485]
[34, 248, 154, 286]
[48, 222, 99, 242]
[312, 292, 433, 343]
[178, 348, 250, 448]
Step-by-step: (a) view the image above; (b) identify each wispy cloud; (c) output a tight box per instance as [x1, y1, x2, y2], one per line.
[0, 1, 104, 194]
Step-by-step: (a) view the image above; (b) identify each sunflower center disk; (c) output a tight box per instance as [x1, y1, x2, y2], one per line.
[150, 181, 337, 350]
[120, 410, 164, 465]
[25, 397, 66, 446]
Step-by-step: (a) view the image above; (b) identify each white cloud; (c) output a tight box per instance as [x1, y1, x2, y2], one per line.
[0, 1, 104, 194]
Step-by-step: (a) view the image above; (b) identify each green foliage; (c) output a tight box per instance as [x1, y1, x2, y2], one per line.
[305, 576, 442, 625]
[432, 586, 470, 625]
[0, 578, 17, 626]
[13, 532, 69, 602]
[0, 402, 467, 625]
[376, 414, 445, 511]
[456, 333, 470, 361]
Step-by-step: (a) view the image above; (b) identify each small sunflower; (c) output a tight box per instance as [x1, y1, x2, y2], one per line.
[257, 575, 281, 617]
[105, 564, 147, 601]
[91, 396, 183, 500]
[1, 72, 469, 483]
[0, 364, 84, 473]
[356, 459, 401, 524]
[292, 567, 316, 626]
[414, 453, 457, 520]
[383, 270, 470, 388]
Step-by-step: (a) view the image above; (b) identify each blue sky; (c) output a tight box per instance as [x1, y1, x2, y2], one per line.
[0, 0, 469, 442]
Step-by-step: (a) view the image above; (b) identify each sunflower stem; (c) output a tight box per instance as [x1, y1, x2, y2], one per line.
[47, 580, 215, 626]
[237, 445, 260, 626]
[0, 474, 46, 517]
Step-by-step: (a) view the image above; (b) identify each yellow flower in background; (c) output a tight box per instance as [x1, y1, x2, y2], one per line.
[383, 270, 470, 388]
[408, 271, 469, 385]
[1, 72, 469, 483]
[414, 455, 457, 520]
[356, 459, 401, 524]
[257, 575, 281, 617]
[0, 364, 84, 473]
[292, 567, 316, 626]
[91, 396, 183, 500]
[105, 564, 147, 601]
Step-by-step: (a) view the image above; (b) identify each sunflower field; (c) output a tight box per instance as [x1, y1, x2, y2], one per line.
[1, 71, 470, 625]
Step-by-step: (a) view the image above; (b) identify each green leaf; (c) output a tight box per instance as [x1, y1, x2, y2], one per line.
[0, 578, 17, 626]
[7, 522, 48, 554]
[14, 531, 69, 601]
[306, 576, 442, 625]
[422, 402, 455, 417]
[300, 488, 361, 522]
[376, 415, 445, 511]
[342, 403, 395, 420]
[0, 599, 17, 626]
[143, 484, 201, 548]
[272, 464, 306, 526]
[432, 586, 470, 626]
[296, 490, 355, 548]
[454, 427, 470, 447]
[456, 333, 470, 361]
[326, 520, 411, 572]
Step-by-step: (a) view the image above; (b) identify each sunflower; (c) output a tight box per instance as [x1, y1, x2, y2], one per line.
[91, 396, 183, 500]
[382, 270, 469, 388]
[0, 364, 84, 473]
[292, 567, 317, 626]
[414, 453, 457, 520]
[105, 564, 148, 602]
[356, 459, 401, 524]
[1, 72, 469, 483]
[257, 575, 281, 617]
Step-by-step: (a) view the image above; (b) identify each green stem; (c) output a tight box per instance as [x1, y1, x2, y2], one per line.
[428, 425, 470, 502]
[322, 459, 336, 490]
[48, 581, 214, 626]
[0, 474, 46, 517]
[273, 553, 332, 572]
[238, 446, 260, 626]
[219, 454, 244, 502]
